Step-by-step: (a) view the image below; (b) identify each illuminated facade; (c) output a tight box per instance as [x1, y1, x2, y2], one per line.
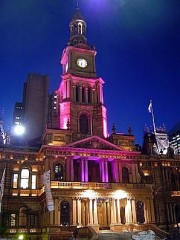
[0, 7, 180, 240]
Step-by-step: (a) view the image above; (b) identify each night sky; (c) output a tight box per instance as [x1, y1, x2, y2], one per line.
[1, 0, 180, 145]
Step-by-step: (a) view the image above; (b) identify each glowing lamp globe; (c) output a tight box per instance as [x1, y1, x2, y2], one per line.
[14, 125, 25, 136]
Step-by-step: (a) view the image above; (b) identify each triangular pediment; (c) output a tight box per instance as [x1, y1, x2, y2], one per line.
[66, 136, 124, 151]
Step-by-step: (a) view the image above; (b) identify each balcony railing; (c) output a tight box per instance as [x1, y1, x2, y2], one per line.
[50, 181, 151, 190]
[11, 189, 43, 196]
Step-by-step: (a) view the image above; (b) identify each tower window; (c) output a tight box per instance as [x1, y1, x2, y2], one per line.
[76, 85, 79, 102]
[79, 114, 88, 134]
[78, 22, 83, 35]
[88, 88, 91, 104]
[82, 87, 85, 103]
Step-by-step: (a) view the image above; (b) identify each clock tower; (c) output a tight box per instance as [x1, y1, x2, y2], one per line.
[57, 7, 108, 141]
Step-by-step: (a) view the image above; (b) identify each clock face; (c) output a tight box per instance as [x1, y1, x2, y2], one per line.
[77, 58, 87, 68]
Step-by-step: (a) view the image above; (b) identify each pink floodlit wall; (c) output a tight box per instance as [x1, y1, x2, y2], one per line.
[59, 102, 71, 129]
[99, 83, 104, 104]
[102, 106, 108, 138]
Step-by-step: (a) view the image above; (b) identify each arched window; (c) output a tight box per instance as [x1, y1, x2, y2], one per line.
[79, 114, 88, 134]
[54, 163, 63, 181]
[122, 167, 129, 183]
[78, 22, 83, 35]
[20, 168, 29, 189]
[19, 207, 27, 227]
[60, 201, 70, 226]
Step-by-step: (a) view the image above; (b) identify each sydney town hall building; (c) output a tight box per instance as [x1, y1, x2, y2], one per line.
[0, 6, 180, 240]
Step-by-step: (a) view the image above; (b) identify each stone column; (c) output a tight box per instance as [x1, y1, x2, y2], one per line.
[110, 198, 116, 224]
[67, 79, 70, 98]
[103, 201, 107, 225]
[70, 159, 74, 181]
[77, 198, 82, 225]
[73, 85, 76, 102]
[117, 199, 121, 224]
[119, 162, 122, 182]
[81, 157, 85, 182]
[50, 211, 54, 224]
[125, 198, 132, 223]
[112, 198, 117, 224]
[101, 160, 105, 182]
[94, 199, 98, 224]
[131, 199, 137, 223]
[89, 198, 93, 224]
[104, 161, 109, 182]
[85, 87, 88, 103]
[144, 200, 148, 223]
[66, 157, 71, 181]
[113, 161, 119, 182]
[169, 204, 174, 223]
[55, 198, 59, 224]
[72, 198, 77, 225]
[151, 198, 155, 223]
[79, 86, 82, 103]
[84, 159, 88, 182]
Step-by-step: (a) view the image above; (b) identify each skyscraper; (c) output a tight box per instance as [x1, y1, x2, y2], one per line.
[13, 73, 49, 145]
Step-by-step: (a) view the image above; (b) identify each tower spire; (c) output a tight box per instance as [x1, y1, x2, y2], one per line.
[68, 3, 88, 48]
[76, 0, 79, 8]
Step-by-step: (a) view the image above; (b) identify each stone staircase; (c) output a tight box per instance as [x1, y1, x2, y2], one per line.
[97, 230, 163, 240]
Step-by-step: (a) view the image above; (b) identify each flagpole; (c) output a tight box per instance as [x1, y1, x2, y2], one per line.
[149, 100, 156, 134]
[0, 168, 6, 213]
[148, 100, 161, 154]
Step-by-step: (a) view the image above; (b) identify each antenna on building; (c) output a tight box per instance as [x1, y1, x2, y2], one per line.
[76, 0, 79, 8]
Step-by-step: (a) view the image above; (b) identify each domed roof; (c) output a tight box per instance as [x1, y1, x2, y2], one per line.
[71, 7, 85, 22]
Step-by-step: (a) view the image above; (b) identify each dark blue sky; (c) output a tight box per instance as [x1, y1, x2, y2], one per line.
[1, 0, 180, 144]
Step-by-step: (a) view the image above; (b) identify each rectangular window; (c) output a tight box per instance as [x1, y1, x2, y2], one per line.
[10, 214, 16, 227]
[13, 174, 18, 188]
[32, 175, 36, 189]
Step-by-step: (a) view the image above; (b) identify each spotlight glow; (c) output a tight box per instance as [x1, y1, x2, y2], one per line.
[14, 125, 25, 136]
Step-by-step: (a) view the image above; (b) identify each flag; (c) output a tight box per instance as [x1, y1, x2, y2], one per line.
[148, 101, 152, 113]
[0, 168, 6, 213]
[42, 170, 54, 212]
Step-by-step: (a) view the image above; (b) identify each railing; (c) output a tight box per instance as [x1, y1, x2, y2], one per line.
[10, 182, 152, 196]
[11, 189, 43, 196]
[50, 181, 151, 190]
